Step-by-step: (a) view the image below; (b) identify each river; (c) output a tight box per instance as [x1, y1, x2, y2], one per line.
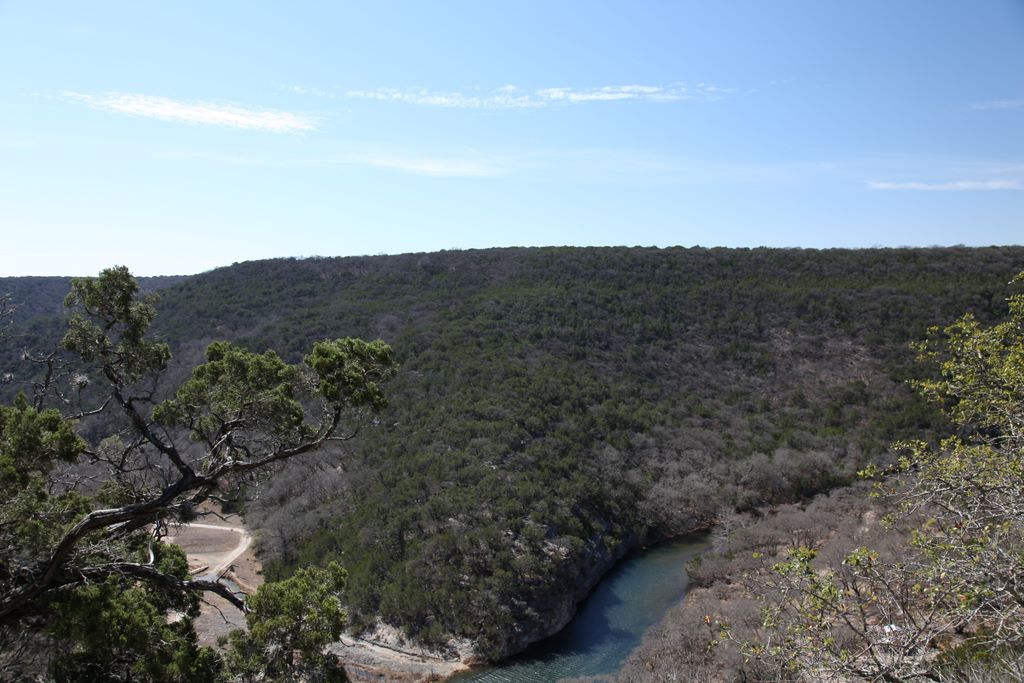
[451, 534, 711, 682]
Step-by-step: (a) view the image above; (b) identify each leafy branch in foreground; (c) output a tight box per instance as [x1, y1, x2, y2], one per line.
[0, 266, 395, 680]
[223, 562, 349, 682]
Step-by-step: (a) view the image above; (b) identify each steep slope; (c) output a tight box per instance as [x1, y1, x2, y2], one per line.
[4, 246, 1023, 659]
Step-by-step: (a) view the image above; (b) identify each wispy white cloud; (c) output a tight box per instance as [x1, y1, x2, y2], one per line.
[344, 82, 733, 109]
[868, 179, 1024, 191]
[346, 88, 525, 109]
[342, 153, 502, 177]
[281, 84, 333, 98]
[63, 91, 318, 133]
[970, 99, 1024, 110]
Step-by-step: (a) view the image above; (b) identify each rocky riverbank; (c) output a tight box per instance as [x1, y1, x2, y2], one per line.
[328, 623, 473, 682]
[329, 528, 643, 679]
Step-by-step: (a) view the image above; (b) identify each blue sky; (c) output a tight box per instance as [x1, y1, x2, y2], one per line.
[2, 1, 1023, 275]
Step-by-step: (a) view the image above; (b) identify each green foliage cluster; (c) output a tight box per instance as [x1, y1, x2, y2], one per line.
[0, 268, 393, 680]
[1, 394, 83, 490]
[223, 562, 348, 682]
[48, 543, 220, 683]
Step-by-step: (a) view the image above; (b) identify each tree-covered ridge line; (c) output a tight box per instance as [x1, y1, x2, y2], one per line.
[149, 246, 1021, 345]
[4, 246, 1024, 663]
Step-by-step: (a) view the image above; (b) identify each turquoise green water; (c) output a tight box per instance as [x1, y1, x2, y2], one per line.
[451, 535, 710, 682]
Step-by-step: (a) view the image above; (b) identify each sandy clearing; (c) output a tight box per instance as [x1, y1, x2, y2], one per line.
[166, 513, 262, 647]
[175, 523, 252, 581]
[168, 513, 468, 680]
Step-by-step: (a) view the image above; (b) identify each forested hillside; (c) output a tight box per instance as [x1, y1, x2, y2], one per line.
[0, 275, 187, 379]
[0, 275, 186, 321]
[619, 276, 1024, 681]
[4, 246, 1022, 660]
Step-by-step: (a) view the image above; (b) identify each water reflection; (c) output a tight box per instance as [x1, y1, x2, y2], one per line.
[452, 535, 710, 682]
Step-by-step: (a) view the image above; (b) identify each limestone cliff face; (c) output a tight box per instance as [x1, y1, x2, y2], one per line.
[480, 528, 641, 661]
[340, 526, 666, 678]
[457, 521, 712, 662]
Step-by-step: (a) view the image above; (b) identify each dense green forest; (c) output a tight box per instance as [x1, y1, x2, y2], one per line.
[3, 246, 1023, 660]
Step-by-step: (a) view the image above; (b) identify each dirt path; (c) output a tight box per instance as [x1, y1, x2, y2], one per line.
[165, 513, 262, 646]
[179, 522, 253, 581]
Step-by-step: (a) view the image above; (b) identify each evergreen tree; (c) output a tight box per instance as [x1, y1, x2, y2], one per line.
[0, 267, 395, 680]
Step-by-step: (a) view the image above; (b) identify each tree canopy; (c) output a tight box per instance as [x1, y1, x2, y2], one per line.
[0, 267, 395, 681]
